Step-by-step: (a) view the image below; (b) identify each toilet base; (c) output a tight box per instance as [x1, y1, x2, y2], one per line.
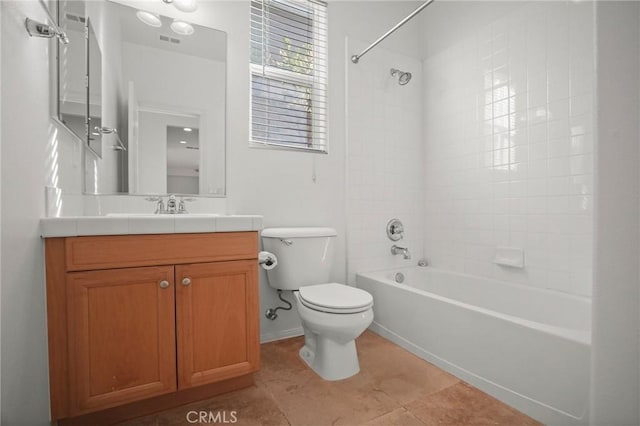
[299, 332, 360, 381]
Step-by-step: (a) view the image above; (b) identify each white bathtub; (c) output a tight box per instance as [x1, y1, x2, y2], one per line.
[356, 267, 591, 426]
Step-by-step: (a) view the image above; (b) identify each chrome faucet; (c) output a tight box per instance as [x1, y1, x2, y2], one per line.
[145, 195, 194, 214]
[391, 244, 411, 260]
[166, 195, 178, 214]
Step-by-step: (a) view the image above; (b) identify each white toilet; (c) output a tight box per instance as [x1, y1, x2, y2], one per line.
[262, 227, 374, 381]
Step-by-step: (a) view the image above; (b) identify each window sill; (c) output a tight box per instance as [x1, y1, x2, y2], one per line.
[248, 140, 328, 154]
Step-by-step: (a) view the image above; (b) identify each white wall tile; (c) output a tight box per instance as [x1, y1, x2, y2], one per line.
[422, 1, 594, 296]
[347, 41, 424, 282]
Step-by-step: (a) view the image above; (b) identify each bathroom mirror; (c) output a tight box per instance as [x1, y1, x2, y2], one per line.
[80, 0, 227, 196]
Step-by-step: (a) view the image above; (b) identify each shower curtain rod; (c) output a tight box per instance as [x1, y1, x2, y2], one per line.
[350, 0, 435, 64]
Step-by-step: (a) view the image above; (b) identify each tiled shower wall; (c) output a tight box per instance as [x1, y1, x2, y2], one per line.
[347, 40, 424, 283]
[422, 2, 594, 296]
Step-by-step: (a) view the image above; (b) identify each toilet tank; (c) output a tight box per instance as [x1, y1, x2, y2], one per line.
[261, 227, 337, 290]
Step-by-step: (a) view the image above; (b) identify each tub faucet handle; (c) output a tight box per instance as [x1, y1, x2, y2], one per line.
[386, 219, 405, 241]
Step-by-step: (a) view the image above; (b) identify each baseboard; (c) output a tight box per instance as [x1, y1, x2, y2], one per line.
[260, 327, 304, 343]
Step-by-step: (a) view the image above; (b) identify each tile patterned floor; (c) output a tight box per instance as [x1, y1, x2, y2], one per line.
[120, 332, 541, 426]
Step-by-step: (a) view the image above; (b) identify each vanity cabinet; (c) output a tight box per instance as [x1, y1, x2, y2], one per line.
[44, 232, 259, 423]
[176, 261, 259, 390]
[67, 266, 177, 414]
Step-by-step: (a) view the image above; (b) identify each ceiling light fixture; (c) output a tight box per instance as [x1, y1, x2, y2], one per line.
[183, 127, 193, 132]
[179, 140, 188, 144]
[170, 20, 195, 36]
[161, 0, 198, 13]
[173, 0, 198, 13]
[136, 10, 162, 28]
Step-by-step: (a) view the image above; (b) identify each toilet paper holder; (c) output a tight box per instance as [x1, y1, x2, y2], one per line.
[259, 255, 275, 266]
[258, 251, 277, 268]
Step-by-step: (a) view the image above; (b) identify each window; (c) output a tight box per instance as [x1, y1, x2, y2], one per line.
[250, 0, 328, 152]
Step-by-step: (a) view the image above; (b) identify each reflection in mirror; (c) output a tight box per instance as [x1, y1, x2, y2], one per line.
[133, 109, 201, 194]
[87, 19, 103, 157]
[57, 0, 88, 142]
[167, 125, 200, 194]
[82, 1, 227, 197]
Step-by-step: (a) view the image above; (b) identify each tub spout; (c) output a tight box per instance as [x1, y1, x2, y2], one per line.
[391, 245, 411, 260]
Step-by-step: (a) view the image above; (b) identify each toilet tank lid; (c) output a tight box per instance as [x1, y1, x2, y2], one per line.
[262, 227, 337, 238]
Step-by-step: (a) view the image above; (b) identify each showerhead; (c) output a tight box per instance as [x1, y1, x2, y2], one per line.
[398, 72, 412, 85]
[390, 68, 412, 85]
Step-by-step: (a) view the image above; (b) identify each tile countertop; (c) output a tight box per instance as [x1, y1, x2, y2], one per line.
[40, 215, 264, 238]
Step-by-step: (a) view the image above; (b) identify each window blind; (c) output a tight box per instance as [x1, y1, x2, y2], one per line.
[250, 0, 328, 152]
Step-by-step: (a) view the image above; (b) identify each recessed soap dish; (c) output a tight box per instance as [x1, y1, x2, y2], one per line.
[494, 247, 525, 268]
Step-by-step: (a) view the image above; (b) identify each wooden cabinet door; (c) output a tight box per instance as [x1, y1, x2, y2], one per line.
[67, 266, 177, 415]
[176, 260, 259, 389]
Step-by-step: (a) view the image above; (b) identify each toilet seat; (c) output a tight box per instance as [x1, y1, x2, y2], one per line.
[298, 283, 373, 314]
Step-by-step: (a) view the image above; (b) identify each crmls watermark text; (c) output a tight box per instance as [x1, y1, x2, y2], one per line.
[186, 410, 238, 424]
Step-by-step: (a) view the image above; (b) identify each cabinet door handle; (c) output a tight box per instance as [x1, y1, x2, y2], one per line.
[159, 280, 170, 289]
[182, 277, 191, 286]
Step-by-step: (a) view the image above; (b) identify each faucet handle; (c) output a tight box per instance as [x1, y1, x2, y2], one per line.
[178, 197, 196, 214]
[144, 196, 166, 214]
[386, 219, 405, 241]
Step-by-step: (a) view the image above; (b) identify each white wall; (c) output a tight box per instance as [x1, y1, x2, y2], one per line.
[346, 40, 424, 284]
[1, 2, 67, 424]
[420, 1, 594, 297]
[0, 3, 3, 420]
[590, 2, 640, 424]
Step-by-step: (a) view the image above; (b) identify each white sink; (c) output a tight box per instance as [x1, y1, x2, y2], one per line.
[106, 213, 220, 217]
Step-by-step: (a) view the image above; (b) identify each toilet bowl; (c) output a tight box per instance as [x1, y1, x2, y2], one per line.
[261, 227, 374, 381]
[294, 283, 374, 380]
